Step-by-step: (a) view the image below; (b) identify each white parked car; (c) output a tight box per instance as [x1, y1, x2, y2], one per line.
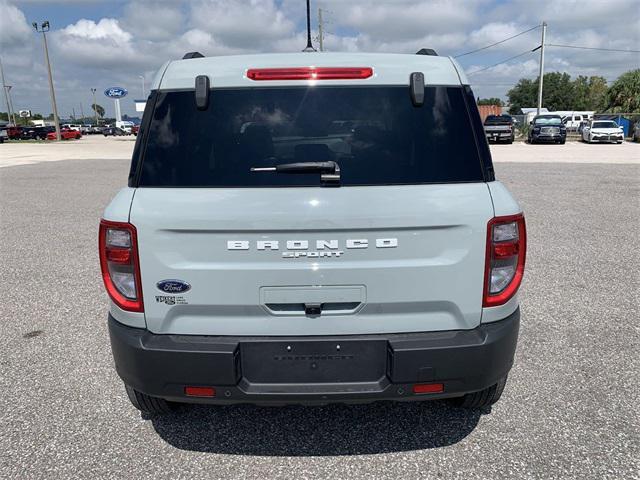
[582, 120, 624, 144]
[116, 120, 134, 133]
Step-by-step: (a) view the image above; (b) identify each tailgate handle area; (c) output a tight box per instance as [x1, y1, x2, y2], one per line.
[304, 303, 322, 316]
[261, 285, 366, 317]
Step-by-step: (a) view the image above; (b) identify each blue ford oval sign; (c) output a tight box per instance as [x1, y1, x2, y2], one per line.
[104, 87, 128, 99]
[156, 279, 191, 293]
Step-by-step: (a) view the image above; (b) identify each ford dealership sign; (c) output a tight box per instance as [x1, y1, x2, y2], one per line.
[104, 87, 128, 99]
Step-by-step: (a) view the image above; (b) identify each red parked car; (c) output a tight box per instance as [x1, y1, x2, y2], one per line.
[46, 128, 82, 140]
[7, 126, 23, 139]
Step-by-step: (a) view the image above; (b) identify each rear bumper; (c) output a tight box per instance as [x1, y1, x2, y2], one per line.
[108, 308, 520, 405]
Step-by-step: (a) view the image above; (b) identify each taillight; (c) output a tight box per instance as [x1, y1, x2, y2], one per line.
[99, 220, 144, 312]
[483, 213, 526, 307]
[246, 67, 373, 81]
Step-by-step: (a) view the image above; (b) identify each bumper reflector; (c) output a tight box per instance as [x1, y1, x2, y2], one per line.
[413, 383, 444, 394]
[185, 386, 216, 397]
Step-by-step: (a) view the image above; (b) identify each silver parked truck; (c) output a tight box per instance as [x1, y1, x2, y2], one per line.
[100, 52, 526, 414]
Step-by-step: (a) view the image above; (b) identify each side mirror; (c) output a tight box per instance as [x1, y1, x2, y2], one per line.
[529, 121, 533, 126]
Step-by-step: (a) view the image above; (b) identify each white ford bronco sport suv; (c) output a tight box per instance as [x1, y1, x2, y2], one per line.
[100, 51, 526, 415]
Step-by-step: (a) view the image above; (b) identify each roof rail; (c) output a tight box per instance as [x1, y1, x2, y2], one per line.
[182, 52, 205, 59]
[416, 48, 438, 56]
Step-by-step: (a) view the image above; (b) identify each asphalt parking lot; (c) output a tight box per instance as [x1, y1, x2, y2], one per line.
[1, 140, 639, 479]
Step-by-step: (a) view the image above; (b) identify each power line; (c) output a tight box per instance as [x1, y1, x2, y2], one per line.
[454, 25, 541, 58]
[545, 43, 640, 53]
[467, 48, 539, 75]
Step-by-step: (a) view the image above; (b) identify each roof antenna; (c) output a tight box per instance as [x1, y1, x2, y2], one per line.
[302, 0, 316, 52]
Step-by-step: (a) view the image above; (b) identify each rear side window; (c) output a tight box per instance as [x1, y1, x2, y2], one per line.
[138, 86, 486, 187]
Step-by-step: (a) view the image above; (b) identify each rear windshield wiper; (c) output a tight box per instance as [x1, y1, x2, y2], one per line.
[251, 161, 341, 186]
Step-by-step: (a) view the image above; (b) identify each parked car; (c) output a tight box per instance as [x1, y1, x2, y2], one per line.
[131, 125, 140, 136]
[103, 127, 130, 136]
[61, 124, 82, 132]
[528, 115, 566, 144]
[7, 126, 23, 140]
[483, 114, 515, 144]
[20, 126, 55, 140]
[100, 51, 526, 415]
[47, 128, 82, 140]
[582, 120, 624, 144]
[0, 127, 7, 143]
[561, 112, 593, 131]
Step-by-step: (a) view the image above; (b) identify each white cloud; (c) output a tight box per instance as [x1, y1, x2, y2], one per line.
[52, 18, 143, 69]
[189, 0, 295, 49]
[0, 0, 32, 48]
[121, 2, 186, 41]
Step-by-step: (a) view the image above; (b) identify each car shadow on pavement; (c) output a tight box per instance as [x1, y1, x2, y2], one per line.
[150, 400, 482, 456]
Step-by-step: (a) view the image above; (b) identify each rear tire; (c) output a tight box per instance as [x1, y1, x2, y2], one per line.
[449, 376, 508, 409]
[125, 384, 174, 415]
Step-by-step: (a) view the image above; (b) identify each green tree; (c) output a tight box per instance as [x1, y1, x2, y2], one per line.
[92, 103, 105, 118]
[477, 97, 503, 106]
[606, 69, 640, 112]
[572, 75, 608, 111]
[507, 78, 537, 114]
[508, 72, 610, 114]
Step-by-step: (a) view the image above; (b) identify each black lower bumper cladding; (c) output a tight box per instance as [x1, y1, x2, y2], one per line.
[108, 309, 520, 405]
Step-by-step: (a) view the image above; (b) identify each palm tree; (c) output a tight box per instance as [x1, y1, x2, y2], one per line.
[607, 69, 640, 113]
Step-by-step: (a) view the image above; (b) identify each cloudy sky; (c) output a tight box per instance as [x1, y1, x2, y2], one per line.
[1, 0, 638, 119]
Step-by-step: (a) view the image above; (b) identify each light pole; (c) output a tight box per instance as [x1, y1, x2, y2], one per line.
[33, 21, 61, 140]
[139, 75, 145, 98]
[318, 8, 324, 52]
[0, 58, 16, 125]
[91, 88, 99, 126]
[6, 85, 17, 126]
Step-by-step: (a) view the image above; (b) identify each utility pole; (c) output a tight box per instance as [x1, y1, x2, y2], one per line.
[6, 85, 17, 126]
[91, 88, 99, 126]
[318, 8, 324, 52]
[33, 21, 61, 140]
[0, 58, 16, 125]
[302, 0, 315, 52]
[536, 21, 547, 116]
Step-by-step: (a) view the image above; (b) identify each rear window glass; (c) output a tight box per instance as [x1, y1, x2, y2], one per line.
[138, 86, 485, 187]
[484, 115, 512, 125]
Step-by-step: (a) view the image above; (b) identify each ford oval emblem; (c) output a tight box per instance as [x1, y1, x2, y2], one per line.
[156, 279, 191, 293]
[104, 87, 128, 99]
